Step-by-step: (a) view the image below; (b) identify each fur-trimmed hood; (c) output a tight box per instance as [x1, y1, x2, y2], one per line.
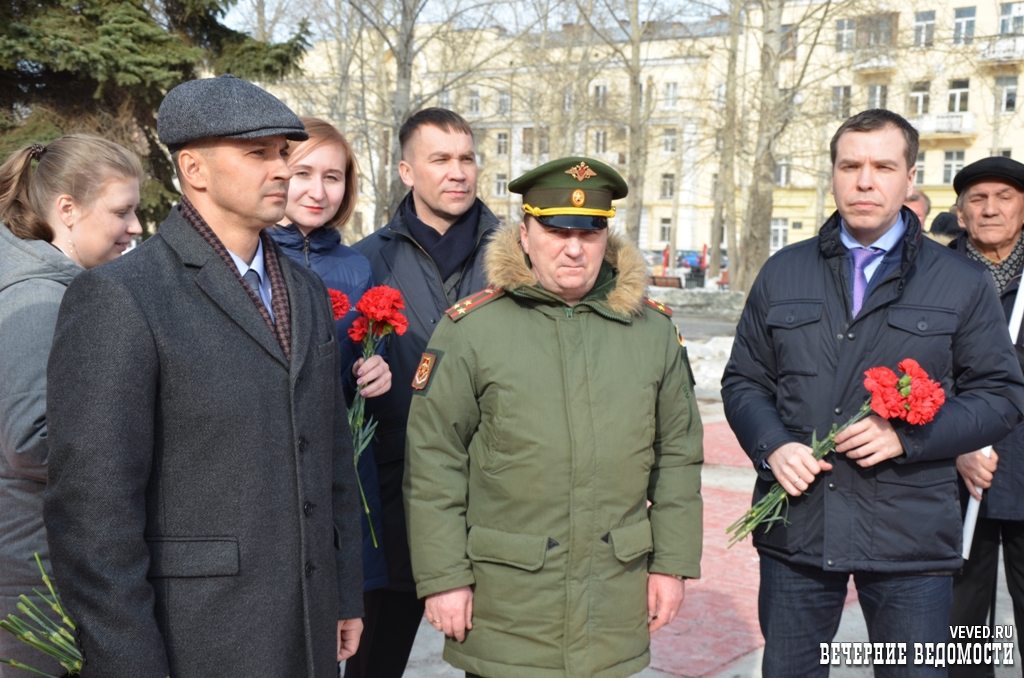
[483, 222, 648, 317]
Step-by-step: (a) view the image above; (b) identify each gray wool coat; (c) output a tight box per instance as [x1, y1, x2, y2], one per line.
[0, 225, 80, 676]
[43, 208, 363, 678]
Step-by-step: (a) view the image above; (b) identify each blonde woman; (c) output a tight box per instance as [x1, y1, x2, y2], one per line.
[0, 135, 143, 674]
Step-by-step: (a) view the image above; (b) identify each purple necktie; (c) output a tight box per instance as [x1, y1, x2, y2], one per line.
[851, 247, 884, 318]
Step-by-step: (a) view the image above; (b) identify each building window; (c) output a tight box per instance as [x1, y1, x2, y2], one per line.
[909, 81, 930, 115]
[495, 173, 508, 197]
[522, 127, 549, 155]
[563, 87, 574, 112]
[496, 132, 508, 156]
[793, 221, 803, 230]
[468, 89, 480, 115]
[773, 158, 791, 187]
[497, 90, 511, 114]
[858, 13, 897, 47]
[659, 218, 672, 242]
[832, 86, 852, 119]
[594, 129, 608, 153]
[998, 148, 1014, 158]
[661, 174, 675, 200]
[593, 85, 608, 109]
[662, 128, 677, 154]
[770, 218, 789, 253]
[1002, 3, 1024, 34]
[914, 11, 936, 47]
[943, 150, 965, 184]
[439, 90, 451, 108]
[954, 7, 976, 45]
[836, 18, 855, 52]
[781, 25, 797, 59]
[867, 84, 888, 110]
[916, 151, 925, 185]
[997, 75, 1018, 113]
[663, 82, 679, 109]
[948, 80, 969, 112]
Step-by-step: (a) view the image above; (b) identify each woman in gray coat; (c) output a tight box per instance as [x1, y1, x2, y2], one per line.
[0, 135, 143, 674]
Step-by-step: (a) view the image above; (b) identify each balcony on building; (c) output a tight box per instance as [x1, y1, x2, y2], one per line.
[979, 35, 1024, 64]
[851, 52, 897, 74]
[909, 112, 977, 139]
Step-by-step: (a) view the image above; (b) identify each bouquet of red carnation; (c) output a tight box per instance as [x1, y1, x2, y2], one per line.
[346, 286, 408, 547]
[726, 358, 945, 547]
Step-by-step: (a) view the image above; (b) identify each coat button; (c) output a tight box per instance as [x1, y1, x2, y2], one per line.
[827, 559, 835, 567]
[305, 562, 315, 577]
[786, 315, 795, 323]
[917, 321, 928, 331]
[847, 332, 855, 340]
[299, 437, 308, 453]
[834, 407, 842, 415]
[829, 483, 837, 491]
[303, 501, 314, 516]
[837, 333, 844, 340]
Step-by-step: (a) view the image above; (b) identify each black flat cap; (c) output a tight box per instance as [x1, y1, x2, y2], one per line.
[158, 74, 307, 152]
[953, 156, 1024, 195]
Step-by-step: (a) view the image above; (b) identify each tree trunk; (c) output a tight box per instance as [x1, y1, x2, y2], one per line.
[736, 0, 782, 292]
[708, 0, 742, 280]
[623, 0, 648, 245]
[386, 0, 419, 220]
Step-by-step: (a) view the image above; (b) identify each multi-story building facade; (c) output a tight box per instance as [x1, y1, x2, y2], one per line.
[268, 2, 1024, 257]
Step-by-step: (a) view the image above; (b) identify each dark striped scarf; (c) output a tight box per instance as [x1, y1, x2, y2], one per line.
[965, 233, 1024, 295]
[178, 195, 292, 361]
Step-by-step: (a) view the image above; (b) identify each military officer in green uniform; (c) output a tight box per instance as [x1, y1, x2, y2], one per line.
[404, 157, 704, 678]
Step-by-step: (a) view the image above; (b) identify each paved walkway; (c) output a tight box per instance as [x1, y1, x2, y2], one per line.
[395, 400, 1021, 677]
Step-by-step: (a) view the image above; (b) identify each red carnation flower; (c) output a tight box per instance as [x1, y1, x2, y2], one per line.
[348, 316, 369, 343]
[355, 286, 405, 323]
[328, 289, 351, 321]
[897, 358, 929, 382]
[387, 311, 409, 336]
[863, 367, 905, 419]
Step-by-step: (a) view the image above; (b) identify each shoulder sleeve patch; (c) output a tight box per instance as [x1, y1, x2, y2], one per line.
[446, 287, 505, 321]
[644, 297, 673, 317]
[411, 349, 444, 395]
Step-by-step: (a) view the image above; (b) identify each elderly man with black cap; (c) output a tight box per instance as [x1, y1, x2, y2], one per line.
[948, 155, 1024, 678]
[43, 75, 364, 677]
[403, 157, 703, 678]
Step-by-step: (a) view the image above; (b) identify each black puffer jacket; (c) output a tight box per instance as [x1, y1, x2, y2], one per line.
[352, 196, 497, 588]
[949, 231, 1024, 521]
[722, 208, 1024, 573]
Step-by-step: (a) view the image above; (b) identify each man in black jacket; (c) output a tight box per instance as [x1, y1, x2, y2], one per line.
[723, 109, 1024, 677]
[347, 108, 498, 678]
[946, 156, 1024, 678]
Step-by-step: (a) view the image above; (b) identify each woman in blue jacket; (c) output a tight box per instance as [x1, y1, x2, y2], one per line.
[270, 117, 390, 592]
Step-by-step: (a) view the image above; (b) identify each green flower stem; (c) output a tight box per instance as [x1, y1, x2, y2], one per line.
[726, 399, 874, 547]
[348, 322, 388, 548]
[0, 554, 82, 675]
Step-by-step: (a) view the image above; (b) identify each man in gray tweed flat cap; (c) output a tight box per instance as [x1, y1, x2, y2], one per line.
[44, 74, 365, 678]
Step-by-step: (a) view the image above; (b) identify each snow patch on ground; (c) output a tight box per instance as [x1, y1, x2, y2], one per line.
[684, 336, 733, 396]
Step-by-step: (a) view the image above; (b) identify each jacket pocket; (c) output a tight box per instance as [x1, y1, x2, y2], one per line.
[886, 306, 956, 379]
[466, 525, 548, 571]
[316, 336, 337, 358]
[608, 520, 654, 563]
[766, 301, 824, 376]
[146, 536, 239, 578]
[870, 461, 960, 561]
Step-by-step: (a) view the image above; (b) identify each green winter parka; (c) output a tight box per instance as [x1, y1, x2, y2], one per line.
[404, 224, 704, 678]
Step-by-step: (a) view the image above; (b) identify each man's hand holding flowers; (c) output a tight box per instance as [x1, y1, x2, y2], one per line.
[767, 443, 833, 497]
[834, 416, 904, 467]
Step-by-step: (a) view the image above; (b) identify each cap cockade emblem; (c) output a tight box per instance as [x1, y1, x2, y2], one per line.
[565, 162, 598, 182]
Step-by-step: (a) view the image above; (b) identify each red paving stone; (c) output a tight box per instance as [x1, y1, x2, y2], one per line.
[702, 421, 750, 468]
[648, 424, 860, 678]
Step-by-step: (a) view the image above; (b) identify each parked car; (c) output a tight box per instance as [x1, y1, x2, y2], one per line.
[676, 249, 704, 270]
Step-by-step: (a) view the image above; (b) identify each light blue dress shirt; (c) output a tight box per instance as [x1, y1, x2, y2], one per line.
[839, 213, 906, 284]
[227, 238, 274, 320]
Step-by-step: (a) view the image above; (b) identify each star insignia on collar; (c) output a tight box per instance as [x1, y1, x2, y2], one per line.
[565, 162, 598, 182]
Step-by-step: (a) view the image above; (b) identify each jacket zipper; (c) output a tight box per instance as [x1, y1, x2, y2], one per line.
[302, 237, 311, 267]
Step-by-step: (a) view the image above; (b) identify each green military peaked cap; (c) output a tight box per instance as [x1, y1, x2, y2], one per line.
[509, 156, 628, 230]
